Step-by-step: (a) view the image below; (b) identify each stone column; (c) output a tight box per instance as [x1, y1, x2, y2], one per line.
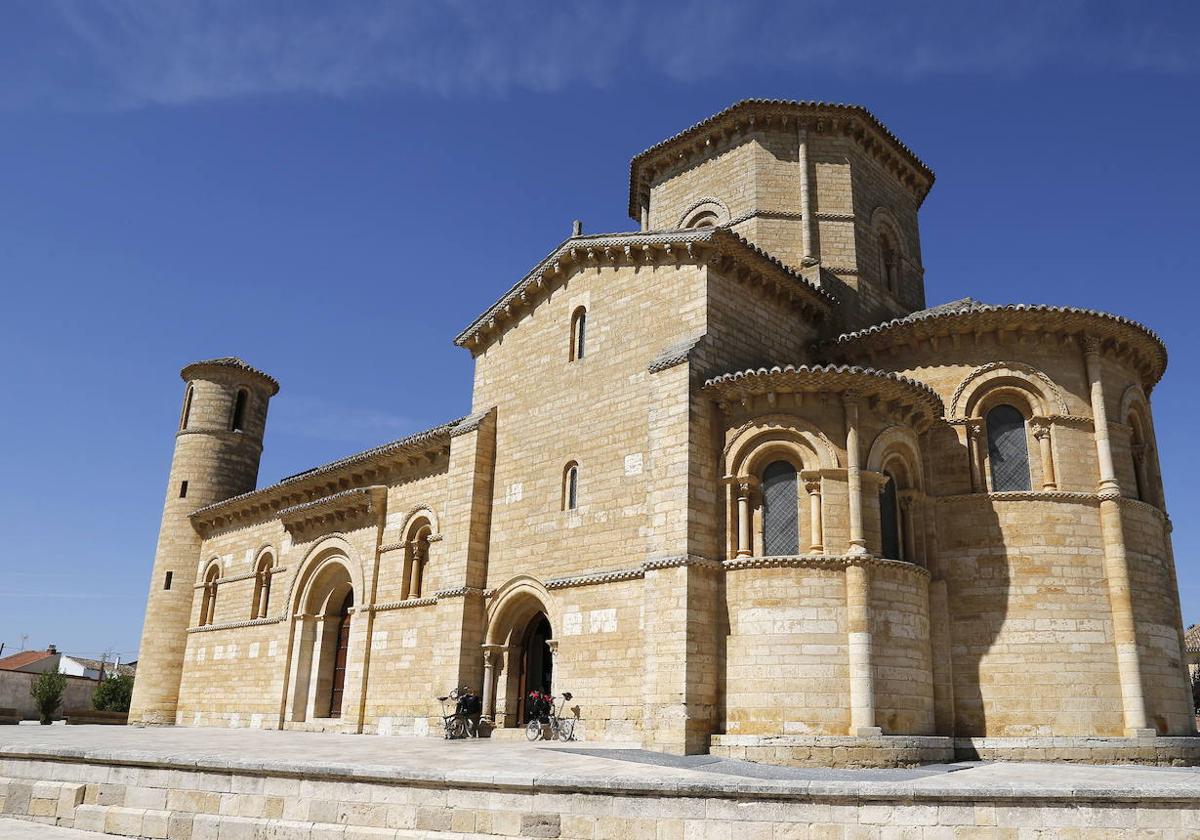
[802, 471, 824, 553]
[843, 394, 868, 555]
[736, 478, 755, 557]
[481, 645, 504, 722]
[1085, 336, 1150, 736]
[1030, 419, 1057, 491]
[966, 420, 985, 493]
[845, 561, 878, 734]
[899, 493, 917, 564]
[798, 126, 818, 266]
[640, 202, 650, 232]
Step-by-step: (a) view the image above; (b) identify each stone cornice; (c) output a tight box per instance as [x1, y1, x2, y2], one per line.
[370, 597, 438, 612]
[453, 227, 834, 354]
[545, 567, 645, 590]
[648, 335, 705, 374]
[627, 99, 935, 217]
[187, 616, 284, 634]
[189, 418, 462, 533]
[449, 407, 495, 438]
[703, 364, 943, 429]
[722, 554, 930, 578]
[277, 487, 386, 535]
[826, 302, 1167, 389]
[181, 357, 280, 395]
[934, 490, 1101, 505]
[431, 586, 489, 600]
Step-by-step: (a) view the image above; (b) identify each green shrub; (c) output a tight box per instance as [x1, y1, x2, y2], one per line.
[93, 674, 134, 713]
[30, 671, 67, 725]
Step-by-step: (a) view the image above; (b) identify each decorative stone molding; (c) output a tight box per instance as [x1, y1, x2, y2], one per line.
[370, 598, 438, 612]
[187, 616, 285, 634]
[1113, 495, 1168, 520]
[704, 364, 943, 431]
[722, 554, 930, 578]
[192, 566, 288, 590]
[676, 196, 730, 228]
[949, 361, 1068, 418]
[643, 554, 723, 572]
[431, 586, 489, 600]
[278, 487, 387, 537]
[826, 300, 1166, 390]
[545, 567, 645, 590]
[935, 490, 1101, 505]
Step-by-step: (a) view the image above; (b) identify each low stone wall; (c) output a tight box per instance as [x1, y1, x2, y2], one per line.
[3, 746, 1200, 838]
[710, 733, 953, 768]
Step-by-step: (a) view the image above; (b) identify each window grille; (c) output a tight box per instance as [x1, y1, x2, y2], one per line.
[762, 460, 799, 556]
[987, 404, 1031, 491]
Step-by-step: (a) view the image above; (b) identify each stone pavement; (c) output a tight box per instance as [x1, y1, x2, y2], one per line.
[3, 724, 1200, 799]
[0, 816, 108, 838]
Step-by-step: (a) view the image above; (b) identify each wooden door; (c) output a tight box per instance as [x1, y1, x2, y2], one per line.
[328, 605, 352, 718]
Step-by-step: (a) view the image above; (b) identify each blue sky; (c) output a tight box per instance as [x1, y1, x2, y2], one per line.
[1, 1, 1198, 661]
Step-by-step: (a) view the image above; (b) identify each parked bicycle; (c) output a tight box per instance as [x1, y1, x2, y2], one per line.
[437, 687, 481, 739]
[525, 690, 575, 742]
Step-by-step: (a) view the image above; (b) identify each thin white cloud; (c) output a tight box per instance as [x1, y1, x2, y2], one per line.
[3, 1, 1196, 109]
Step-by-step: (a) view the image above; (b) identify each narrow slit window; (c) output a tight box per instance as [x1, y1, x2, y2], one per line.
[563, 462, 579, 511]
[231, 389, 249, 432]
[570, 307, 587, 361]
[180, 385, 194, 430]
[179, 480, 188, 499]
[163, 571, 173, 591]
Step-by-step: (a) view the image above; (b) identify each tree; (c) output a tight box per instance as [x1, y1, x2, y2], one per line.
[30, 671, 67, 725]
[92, 674, 134, 713]
[1191, 668, 1200, 714]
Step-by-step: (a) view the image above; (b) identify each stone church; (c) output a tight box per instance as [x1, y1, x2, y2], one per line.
[129, 99, 1194, 765]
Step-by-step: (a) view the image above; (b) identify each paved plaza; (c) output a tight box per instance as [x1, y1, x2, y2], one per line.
[4, 724, 1200, 799]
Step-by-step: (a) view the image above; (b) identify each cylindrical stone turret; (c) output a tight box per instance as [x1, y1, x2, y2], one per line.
[128, 357, 278, 725]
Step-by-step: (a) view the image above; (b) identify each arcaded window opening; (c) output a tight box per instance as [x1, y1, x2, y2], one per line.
[562, 461, 579, 511]
[180, 385, 194, 430]
[1127, 413, 1151, 503]
[199, 564, 220, 626]
[570, 307, 587, 361]
[879, 231, 899, 293]
[986, 404, 1032, 492]
[761, 460, 800, 556]
[251, 553, 275, 619]
[402, 520, 433, 600]
[230, 389, 249, 432]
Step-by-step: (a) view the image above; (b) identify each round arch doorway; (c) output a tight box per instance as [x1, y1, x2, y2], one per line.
[516, 613, 553, 725]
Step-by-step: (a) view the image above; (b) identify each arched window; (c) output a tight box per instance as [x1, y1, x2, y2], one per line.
[251, 554, 274, 619]
[879, 231, 899, 292]
[1128, 414, 1149, 503]
[562, 461, 579, 511]
[230, 389, 249, 432]
[403, 524, 432, 600]
[761, 460, 799, 556]
[986, 404, 1031, 492]
[180, 385, 194, 430]
[879, 472, 902, 561]
[570, 307, 587, 361]
[684, 210, 719, 229]
[200, 565, 220, 626]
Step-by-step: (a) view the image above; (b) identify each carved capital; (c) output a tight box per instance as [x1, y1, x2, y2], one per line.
[965, 419, 985, 442]
[735, 476, 759, 498]
[1082, 335, 1103, 357]
[1030, 418, 1052, 441]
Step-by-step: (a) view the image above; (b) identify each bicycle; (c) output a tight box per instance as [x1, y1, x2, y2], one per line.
[437, 687, 471, 739]
[525, 691, 576, 742]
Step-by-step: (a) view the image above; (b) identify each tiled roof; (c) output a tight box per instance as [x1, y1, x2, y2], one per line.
[628, 99, 935, 218]
[828, 300, 1168, 386]
[703, 363, 944, 418]
[453, 227, 834, 350]
[181, 357, 280, 394]
[191, 416, 466, 520]
[68, 656, 136, 677]
[0, 650, 54, 671]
